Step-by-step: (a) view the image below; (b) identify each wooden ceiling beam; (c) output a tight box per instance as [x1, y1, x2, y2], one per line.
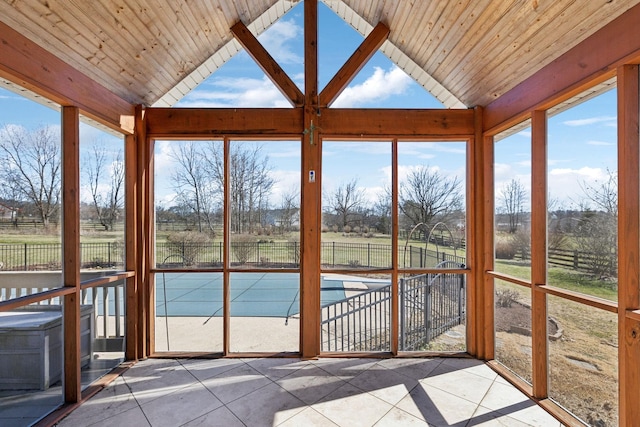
[145, 108, 303, 137]
[320, 108, 474, 137]
[0, 21, 135, 134]
[319, 22, 390, 107]
[231, 21, 304, 107]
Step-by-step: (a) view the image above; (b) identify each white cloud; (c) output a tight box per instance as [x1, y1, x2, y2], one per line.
[548, 166, 609, 205]
[587, 140, 614, 146]
[178, 76, 290, 108]
[563, 116, 616, 127]
[332, 66, 412, 108]
[258, 19, 303, 65]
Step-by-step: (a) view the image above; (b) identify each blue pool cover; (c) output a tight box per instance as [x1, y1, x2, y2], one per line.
[155, 272, 348, 317]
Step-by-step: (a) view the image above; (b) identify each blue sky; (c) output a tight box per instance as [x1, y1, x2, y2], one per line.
[0, 2, 618, 212]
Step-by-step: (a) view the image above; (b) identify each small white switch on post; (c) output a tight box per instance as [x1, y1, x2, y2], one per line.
[309, 170, 316, 183]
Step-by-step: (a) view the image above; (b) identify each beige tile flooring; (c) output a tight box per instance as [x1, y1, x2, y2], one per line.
[55, 357, 562, 427]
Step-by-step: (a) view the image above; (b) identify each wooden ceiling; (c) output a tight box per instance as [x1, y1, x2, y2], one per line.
[1, 0, 638, 109]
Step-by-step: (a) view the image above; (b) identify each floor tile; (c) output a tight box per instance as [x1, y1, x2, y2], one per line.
[201, 362, 272, 404]
[139, 382, 222, 427]
[276, 364, 347, 404]
[395, 382, 479, 426]
[56, 377, 138, 426]
[374, 407, 430, 426]
[226, 381, 306, 427]
[421, 362, 495, 404]
[181, 405, 245, 427]
[311, 382, 394, 427]
[50, 357, 561, 427]
[277, 407, 339, 426]
[178, 357, 244, 382]
[348, 363, 418, 405]
[244, 357, 307, 380]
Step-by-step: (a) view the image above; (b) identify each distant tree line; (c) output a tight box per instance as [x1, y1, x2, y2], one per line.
[0, 125, 124, 230]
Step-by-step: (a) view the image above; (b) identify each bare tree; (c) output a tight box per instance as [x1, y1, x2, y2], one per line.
[399, 166, 462, 229]
[277, 186, 299, 233]
[575, 169, 618, 278]
[0, 125, 60, 227]
[170, 142, 220, 233]
[327, 178, 366, 229]
[84, 146, 124, 230]
[499, 178, 527, 233]
[372, 187, 392, 234]
[579, 168, 617, 215]
[205, 142, 275, 234]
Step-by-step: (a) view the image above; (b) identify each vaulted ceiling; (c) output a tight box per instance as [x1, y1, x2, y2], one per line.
[1, 0, 638, 109]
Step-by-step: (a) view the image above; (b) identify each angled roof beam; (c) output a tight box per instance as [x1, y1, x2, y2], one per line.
[0, 21, 135, 133]
[319, 22, 389, 107]
[231, 21, 304, 107]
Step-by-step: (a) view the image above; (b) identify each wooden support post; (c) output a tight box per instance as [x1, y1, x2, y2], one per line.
[300, 0, 320, 358]
[391, 139, 399, 354]
[135, 105, 150, 357]
[471, 106, 492, 358]
[530, 110, 548, 399]
[62, 106, 81, 402]
[223, 137, 231, 354]
[125, 131, 138, 360]
[617, 64, 640, 426]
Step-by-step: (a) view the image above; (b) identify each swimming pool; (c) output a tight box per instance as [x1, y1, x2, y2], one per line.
[155, 272, 349, 317]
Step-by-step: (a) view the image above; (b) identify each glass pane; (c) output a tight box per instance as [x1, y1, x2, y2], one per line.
[0, 302, 64, 424]
[229, 272, 299, 352]
[548, 296, 618, 426]
[321, 141, 392, 270]
[0, 88, 62, 297]
[229, 140, 300, 269]
[547, 89, 617, 301]
[80, 280, 125, 385]
[321, 273, 391, 352]
[154, 140, 224, 269]
[79, 121, 125, 271]
[154, 272, 223, 352]
[494, 121, 532, 280]
[494, 279, 532, 384]
[398, 142, 466, 269]
[399, 272, 466, 352]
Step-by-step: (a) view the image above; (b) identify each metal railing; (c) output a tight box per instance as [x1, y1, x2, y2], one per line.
[320, 262, 466, 352]
[399, 262, 466, 351]
[320, 285, 392, 352]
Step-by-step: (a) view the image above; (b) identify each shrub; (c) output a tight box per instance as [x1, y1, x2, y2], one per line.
[495, 289, 520, 308]
[166, 231, 211, 266]
[495, 240, 517, 259]
[231, 234, 258, 264]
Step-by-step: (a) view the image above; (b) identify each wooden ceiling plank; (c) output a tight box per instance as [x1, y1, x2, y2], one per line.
[0, 1, 148, 101]
[399, 1, 449, 68]
[424, 0, 493, 74]
[431, 0, 509, 87]
[231, 20, 304, 106]
[0, 20, 134, 132]
[469, 0, 630, 106]
[450, 0, 581, 103]
[68, 0, 175, 101]
[484, 2, 640, 132]
[319, 21, 389, 107]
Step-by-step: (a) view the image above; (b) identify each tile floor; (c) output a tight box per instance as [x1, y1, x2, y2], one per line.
[54, 357, 562, 427]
